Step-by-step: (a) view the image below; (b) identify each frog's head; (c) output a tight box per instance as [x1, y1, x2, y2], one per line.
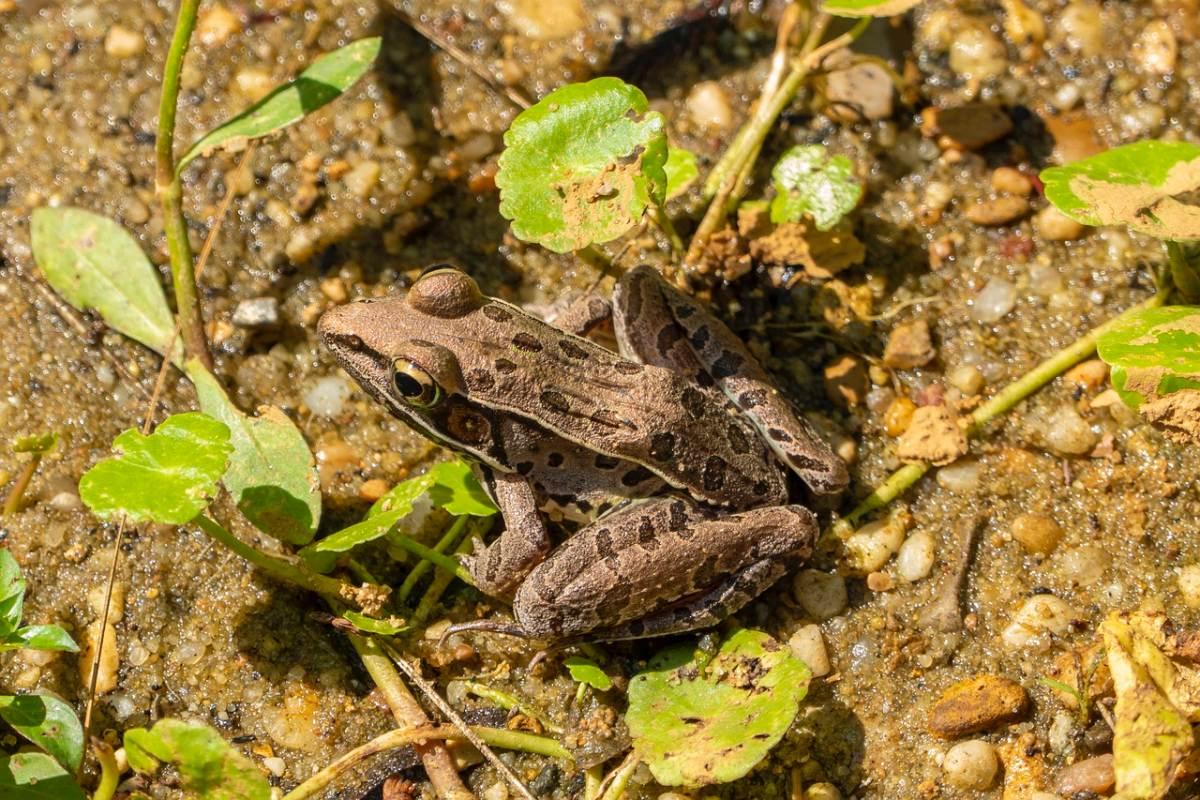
[318, 267, 505, 462]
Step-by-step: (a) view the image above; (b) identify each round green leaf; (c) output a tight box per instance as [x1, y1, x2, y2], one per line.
[1040, 141, 1200, 240]
[496, 77, 668, 253]
[1096, 306, 1200, 407]
[0, 752, 85, 800]
[0, 694, 84, 772]
[0, 550, 26, 638]
[664, 146, 700, 201]
[564, 656, 612, 691]
[13, 433, 57, 456]
[769, 145, 862, 230]
[79, 413, 233, 525]
[626, 628, 811, 787]
[821, 0, 922, 17]
[124, 719, 270, 800]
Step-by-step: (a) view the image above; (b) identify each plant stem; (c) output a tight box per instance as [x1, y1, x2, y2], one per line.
[585, 766, 604, 800]
[1166, 240, 1200, 304]
[347, 635, 475, 800]
[397, 515, 470, 605]
[411, 528, 481, 627]
[282, 724, 570, 800]
[1, 456, 40, 516]
[192, 514, 354, 600]
[596, 751, 640, 800]
[461, 680, 563, 734]
[156, 0, 212, 370]
[828, 290, 1169, 539]
[649, 204, 685, 255]
[91, 739, 120, 800]
[389, 531, 476, 585]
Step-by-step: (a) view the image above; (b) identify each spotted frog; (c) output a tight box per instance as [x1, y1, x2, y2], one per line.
[318, 266, 847, 640]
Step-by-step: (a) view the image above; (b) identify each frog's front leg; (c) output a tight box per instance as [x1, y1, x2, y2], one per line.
[461, 468, 551, 601]
[511, 497, 816, 640]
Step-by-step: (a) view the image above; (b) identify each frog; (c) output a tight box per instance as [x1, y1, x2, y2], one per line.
[318, 265, 848, 641]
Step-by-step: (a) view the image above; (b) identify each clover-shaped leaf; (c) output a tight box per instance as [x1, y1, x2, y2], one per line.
[125, 719, 270, 800]
[821, 0, 923, 17]
[79, 413, 232, 525]
[1041, 140, 1200, 240]
[496, 77, 668, 253]
[0, 550, 77, 655]
[626, 628, 811, 787]
[564, 656, 612, 691]
[769, 145, 862, 230]
[665, 146, 700, 201]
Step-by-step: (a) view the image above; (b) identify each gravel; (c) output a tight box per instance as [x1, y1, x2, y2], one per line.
[970, 278, 1017, 322]
[942, 740, 999, 790]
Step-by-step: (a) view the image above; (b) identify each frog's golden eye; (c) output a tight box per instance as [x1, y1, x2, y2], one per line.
[391, 357, 443, 408]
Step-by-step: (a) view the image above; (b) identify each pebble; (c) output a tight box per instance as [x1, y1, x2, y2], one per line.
[231, 297, 280, 328]
[793, 570, 848, 620]
[359, 478, 389, 503]
[1034, 206, 1087, 241]
[233, 66, 275, 103]
[1042, 404, 1097, 455]
[1010, 513, 1063, 555]
[991, 167, 1033, 196]
[1132, 20, 1177, 75]
[787, 624, 831, 677]
[823, 355, 868, 407]
[104, 24, 145, 58]
[49, 490, 82, 511]
[1058, 545, 1111, 587]
[196, 3, 242, 47]
[948, 26, 1008, 82]
[884, 396, 916, 437]
[1057, 0, 1105, 56]
[1001, 595, 1077, 649]
[936, 458, 981, 493]
[1029, 263, 1065, 296]
[883, 319, 936, 369]
[319, 277, 348, 304]
[824, 62, 894, 122]
[921, 104, 1013, 151]
[343, 160, 381, 199]
[928, 675, 1029, 738]
[970, 278, 1017, 322]
[1064, 359, 1108, 392]
[896, 531, 936, 582]
[685, 81, 734, 131]
[1178, 564, 1200, 608]
[803, 784, 842, 800]
[262, 756, 286, 778]
[304, 376, 352, 418]
[501, 0, 587, 40]
[844, 516, 907, 573]
[897, 405, 968, 466]
[943, 740, 999, 790]
[947, 365, 984, 396]
[966, 195, 1030, 226]
[1056, 754, 1114, 796]
[1001, 0, 1045, 48]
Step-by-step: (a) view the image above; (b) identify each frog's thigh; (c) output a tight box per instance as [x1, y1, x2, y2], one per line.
[546, 293, 612, 337]
[512, 498, 816, 639]
[461, 469, 551, 600]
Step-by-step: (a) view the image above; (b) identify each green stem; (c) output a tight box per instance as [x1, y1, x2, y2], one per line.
[584, 766, 604, 800]
[193, 514, 354, 600]
[1166, 240, 1200, 304]
[461, 680, 563, 734]
[596, 751, 640, 800]
[91, 739, 120, 800]
[282, 724, 569, 800]
[649, 204, 685, 255]
[411, 526, 483, 627]
[828, 290, 1169, 539]
[157, 0, 212, 370]
[389, 531, 476, 586]
[1, 456, 39, 516]
[397, 516, 469, 605]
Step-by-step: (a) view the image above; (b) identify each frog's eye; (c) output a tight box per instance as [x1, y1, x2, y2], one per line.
[391, 357, 443, 408]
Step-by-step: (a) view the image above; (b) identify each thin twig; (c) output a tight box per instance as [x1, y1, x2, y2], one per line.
[1, 457, 41, 516]
[383, 641, 539, 800]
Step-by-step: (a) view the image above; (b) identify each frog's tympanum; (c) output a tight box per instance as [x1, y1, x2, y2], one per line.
[319, 266, 847, 641]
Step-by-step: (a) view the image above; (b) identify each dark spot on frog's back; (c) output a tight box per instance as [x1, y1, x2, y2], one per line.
[546, 452, 564, 467]
[681, 386, 707, 419]
[540, 390, 571, 413]
[656, 323, 684, 353]
[649, 432, 676, 461]
[512, 332, 543, 352]
[768, 428, 793, 443]
[613, 361, 643, 375]
[690, 326, 710, 349]
[482, 304, 512, 322]
[621, 465, 655, 486]
[558, 339, 589, 360]
[712, 351, 744, 379]
[726, 423, 751, 454]
[465, 369, 495, 392]
[594, 454, 620, 469]
[595, 528, 615, 558]
[494, 358, 518, 374]
[703, 455, 727, 491]
[668, 500, 688, 530]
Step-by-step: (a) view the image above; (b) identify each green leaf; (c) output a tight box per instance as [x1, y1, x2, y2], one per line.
[769, 145, 862, 230]
[178, 37, 381, 171]
[341, 610, 406, 636]
[1040, 140, 1200, 240]
[30, 208, 180, 363]
[0, 752, 86, 800]
[1096, 306, 1200, 407]
[12, 433, 57, 456]
[124, 719, 271, 800]
[664, 146, 699, 201]
[496, 77, 669, 253]
[0, 695, 84, 772]
[78, 413, 233, 525]
[820, 0, 923, 16]
[626, 628, 811, 787]
[1, 625, 79, 654]
[564, 656, 612, 691]
[301, 511, 403, 573]
[187, 361, 321, 545]
[0, 550, 25, 638]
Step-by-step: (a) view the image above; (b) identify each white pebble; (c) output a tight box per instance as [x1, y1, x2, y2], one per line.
[262, 756, 286, 778]
[936, 458, 981, 493]
[1001, 594, 1077, 650]
[844, 517, 906, 573]
[970, 278, 1017, 323]
[1178, 564, 1200, 608]
[686, 81, 734, 131]
[106, 693, 137, 721]
[943, 740, 999, 790]
[303, 376, 351, 418]
[787, 624, 831, 677]
[104, 24, 145, 58]
[1057, 545, 1110, 587]
[1029, 263, 1065, 296]
[949, 26, 1007, 81]
[793, 570, 848, 620]
[49, 491, 82, 511]
[343, 160, 381, 199]
[947, 365, 984, 396]
[896, 531, 937, 582]
[1042, 405, 1097, 455]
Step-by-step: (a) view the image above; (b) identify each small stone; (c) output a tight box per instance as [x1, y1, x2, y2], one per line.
[501, 0, 587, 40]
[866, 571, 893, 592]
[1133, 20, 1177, 74]
[1058, 545, 1111, 587]
[1034, 206, 1087, 241]
[233, 66, 275, 103]
[948, 26, 1008, 81]
[991, 167, 1033, 196]
[1178, 564, 1200, 608]
[883, 319, 936, 369]
[231, 297, 280, 328]
[787, 624, 831, 677]
[49, 491, 82, 511]
[263, 756, 286, 777]
[104, 25, 145, 58]
[896, 405, 968, 466]
[928, 675, 1029, 738]
[343, 160, 381, 199]
[844, 516, 907, 573]
[359, 479, 389, 503]
[966, 195, 1031, 226]
[793, 570, 848, 620]
[121, 197, 150, 225]
[970, 278, 1017, 323]
[319, 277, 348, 304]
[803, 784, 841, 800]
[1001, 595, 1078, 650]
[686, 81, 735, 131]
[824, 62, 894, 122]
[936, 458, 981, 493]
[196, 3, 242, 47]
[943, 740, 999, 790]
[1056, 754, 1114, 796]
[947, 365, 984, 396]
[896, 531, 936, 582]
[921, 104, 1013, 151]
[1011, 514, 1063, 555]
[1056, 0, 1105, 56]
[304, 376, 352, 418]
[1064, 359, 1108, 391]
[884, 396, 916, 437]
[1001, 0, 1046, 49]
[1042, 404, 1097, 455]
[823, 355, 868, 407]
